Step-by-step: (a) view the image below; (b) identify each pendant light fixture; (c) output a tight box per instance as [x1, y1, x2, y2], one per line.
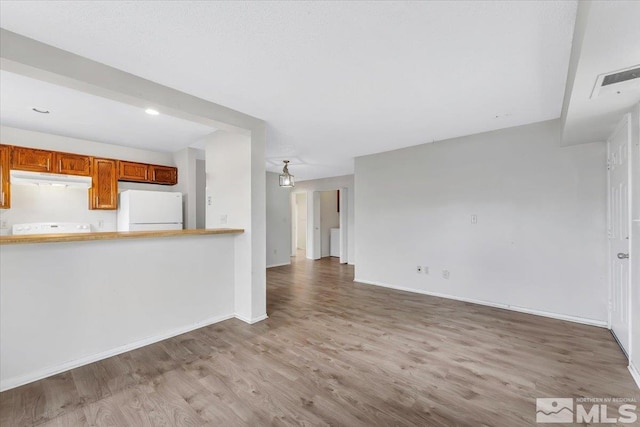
[279, 160, 295, 187]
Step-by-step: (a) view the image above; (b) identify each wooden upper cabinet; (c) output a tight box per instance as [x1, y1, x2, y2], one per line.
[0, 145, 10, 209]
[150, 165, 177, 185]
[90, 158, 118, 210]
[55, 152, 92, 176]
[118, 161, 149, 182]
[11, 146, 54, 172]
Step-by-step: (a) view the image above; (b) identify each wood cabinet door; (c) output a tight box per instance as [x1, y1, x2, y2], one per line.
[55, 152, 92, 176]
[90, 158, 117, 210]
[0, 145, 10, 209]
[11, 146, 54, 172]
[118, 161, 149, 182]
[150, 165, 178, 185]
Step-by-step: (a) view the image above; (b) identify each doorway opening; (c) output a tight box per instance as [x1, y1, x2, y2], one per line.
[293, 192, 307, 258]
[291, 187, 348, 264]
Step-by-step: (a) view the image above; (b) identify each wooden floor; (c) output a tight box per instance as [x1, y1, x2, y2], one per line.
[1, 256, 638, 426]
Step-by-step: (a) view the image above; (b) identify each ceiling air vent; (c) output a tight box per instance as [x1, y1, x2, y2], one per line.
[591, 65, 640, 99]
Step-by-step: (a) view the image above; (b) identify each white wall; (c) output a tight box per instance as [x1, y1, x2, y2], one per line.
[266, 172, 292, 267]
[0, 234, 236, 391]
[1, 126, 174, 165]
[1, 185, 117, 233]
[320, 190, 340, 257]
[196, 159, 206, 229]
[355, 120, 608, 325]
[294, 175, 355, 264]
[630, 103, 640, 386]
[173, 147, 198, 229]
[0, 126, 180, 233]
[205, 130, 266, 323]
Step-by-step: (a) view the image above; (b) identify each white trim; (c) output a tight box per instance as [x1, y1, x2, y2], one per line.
[629, 362, 640, 390]
[0, 313, 235, 392]
[267, 261, 291, 268]
[235, 313, 268, 324]
[354, 278, 608, 328]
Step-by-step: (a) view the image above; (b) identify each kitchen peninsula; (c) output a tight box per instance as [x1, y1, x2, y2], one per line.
[0, 227, 245, 391]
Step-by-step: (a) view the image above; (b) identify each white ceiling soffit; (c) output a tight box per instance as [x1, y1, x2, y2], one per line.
[0, 70, 217, 153]
[561, 1, 640, 146]
[0, 1, 577, 180]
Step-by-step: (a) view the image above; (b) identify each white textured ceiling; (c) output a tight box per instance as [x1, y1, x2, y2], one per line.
[0, 71, 216, 152]
[0, 1, 577, 180]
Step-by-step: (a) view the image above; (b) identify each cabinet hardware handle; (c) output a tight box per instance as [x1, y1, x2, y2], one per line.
[47, 158, 50, 170]
[1, 192, 4, 205]
[95, 196, 99, 207]
[59, 159, 62, 171]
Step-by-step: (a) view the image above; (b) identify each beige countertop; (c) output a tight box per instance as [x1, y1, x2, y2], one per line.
[0, 228, 244, 245]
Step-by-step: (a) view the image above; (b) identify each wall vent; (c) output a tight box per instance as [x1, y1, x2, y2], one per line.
[591, 65, 640, 99]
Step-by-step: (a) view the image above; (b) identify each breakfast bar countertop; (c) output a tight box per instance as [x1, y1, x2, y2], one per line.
[0, 228, 244, 245]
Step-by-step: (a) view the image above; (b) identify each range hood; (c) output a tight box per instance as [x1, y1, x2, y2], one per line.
[10, 170, 92, 189]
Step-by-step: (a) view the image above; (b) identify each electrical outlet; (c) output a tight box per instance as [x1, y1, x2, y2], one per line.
[471, 214, 477, 224]
[442, 270, 450, 279]
[416, 266, 423, 273]
[98, 220, 104, 228]
[0, 220, 7, 229]
[220, 214, 228, 225]
[423, 266, 429, 274]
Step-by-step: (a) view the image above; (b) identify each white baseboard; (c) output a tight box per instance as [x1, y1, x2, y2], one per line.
[0, 313, 235, 392]
[235, 313, 269, 324]
[266, 261, 291, 268]
[354, 278, 607, 328]
[630, 362, 640, 390]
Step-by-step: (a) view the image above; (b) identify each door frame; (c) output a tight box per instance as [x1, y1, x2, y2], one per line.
[290, 187, 349, 263]
[607, 113, 632, 354]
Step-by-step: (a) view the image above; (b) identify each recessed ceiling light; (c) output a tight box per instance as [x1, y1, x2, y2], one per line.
[32, 107, 50, 114]
[145, 108, 160, 116]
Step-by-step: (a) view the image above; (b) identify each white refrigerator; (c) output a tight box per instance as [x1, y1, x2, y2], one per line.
[117, 190, 183, 231]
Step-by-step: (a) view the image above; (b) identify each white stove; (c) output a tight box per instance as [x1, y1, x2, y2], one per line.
[12, 222, 92, 235]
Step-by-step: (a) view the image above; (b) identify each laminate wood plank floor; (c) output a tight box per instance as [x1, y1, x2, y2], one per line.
[1, 256, 638, 426]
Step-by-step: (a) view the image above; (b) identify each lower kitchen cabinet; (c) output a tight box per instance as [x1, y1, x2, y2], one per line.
[90, 158, 118, 210]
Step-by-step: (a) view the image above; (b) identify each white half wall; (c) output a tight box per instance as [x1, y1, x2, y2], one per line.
[0, 235, 236, 391]
[355, 120, 608, 324]
[294, 175, 355, 264]
[266, 172, 292, 267]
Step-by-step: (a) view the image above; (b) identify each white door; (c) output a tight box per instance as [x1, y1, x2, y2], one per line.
[296, 193, 307, 250]
[608, 114, 631, 355]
